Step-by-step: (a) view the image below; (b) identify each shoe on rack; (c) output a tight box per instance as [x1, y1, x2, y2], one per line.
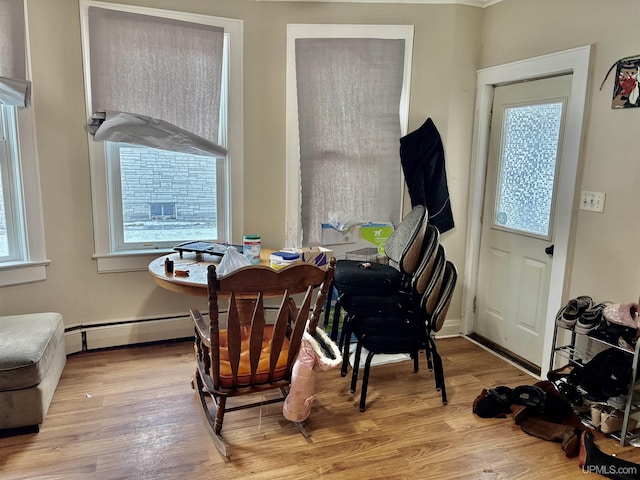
[574, 302, 609, 334]
[556, 380, 585, 409]
[603, 302, 640, 330]
[588, 322, 637, 347]
[606, 394, 628, 411]
[555, 305, 574, 328]
[547, 364, 575, 382]
[574, 316, 599, 334]
[600, 408, 638, 434]
[618, 336, 636, 353]
[590, 403, 605, 428]
[556, 295, 593, 329]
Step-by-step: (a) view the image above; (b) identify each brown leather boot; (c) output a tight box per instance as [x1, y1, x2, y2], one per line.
[511, 404, 528, 424]
[519, 416, 581, 457]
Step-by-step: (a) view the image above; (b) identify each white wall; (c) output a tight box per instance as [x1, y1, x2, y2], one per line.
[482, 0, 640, 305]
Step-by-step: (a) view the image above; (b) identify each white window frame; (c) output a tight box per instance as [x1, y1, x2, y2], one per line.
[0, 6, 48, 288]
[285, 24, 413, 248]
[79, 1, 244, 273]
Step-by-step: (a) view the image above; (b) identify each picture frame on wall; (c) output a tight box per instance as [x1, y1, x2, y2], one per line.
[612, 58, 640, 109]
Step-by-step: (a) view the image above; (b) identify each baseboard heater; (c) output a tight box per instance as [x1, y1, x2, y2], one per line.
[64, 314, 197, 355]
[63, 313, 462, 356]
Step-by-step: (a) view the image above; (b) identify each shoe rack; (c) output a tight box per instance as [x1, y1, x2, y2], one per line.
[549, 322, 640, 446]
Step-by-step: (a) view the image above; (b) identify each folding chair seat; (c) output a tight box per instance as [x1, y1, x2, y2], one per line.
[338, 234, 442, 377]
[349, 256, 457, 412]
[342, 244, 445, 375]
[326, 205, 430, 346]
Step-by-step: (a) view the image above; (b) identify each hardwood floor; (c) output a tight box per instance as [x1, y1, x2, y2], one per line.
[2, 336, 639, 479]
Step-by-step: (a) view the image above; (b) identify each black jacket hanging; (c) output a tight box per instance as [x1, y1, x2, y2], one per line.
[399, 118, 454, 233]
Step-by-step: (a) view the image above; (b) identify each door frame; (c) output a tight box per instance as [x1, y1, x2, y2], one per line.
[462, 45, 592, 375]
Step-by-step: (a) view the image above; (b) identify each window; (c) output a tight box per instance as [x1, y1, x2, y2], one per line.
[0, 0, 48, 287]
[149, 203, 177, 221]
[79, 1, 243, 272]
[0, 107, 20, 260]
[495, 101, 564, 238]
[109, 144, 219, 249]
[286, 24, 413, 247]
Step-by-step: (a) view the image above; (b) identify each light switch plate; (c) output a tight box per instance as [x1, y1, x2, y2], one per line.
[580, 191, 605, 212]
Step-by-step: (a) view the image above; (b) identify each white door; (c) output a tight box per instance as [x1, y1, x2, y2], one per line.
[474, 75, 572, 368]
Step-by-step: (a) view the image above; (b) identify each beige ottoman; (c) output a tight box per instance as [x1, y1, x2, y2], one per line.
[0, 312, 66, 433]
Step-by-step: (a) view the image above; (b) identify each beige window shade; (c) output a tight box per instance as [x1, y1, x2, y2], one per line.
[87, 7, 225, 153]
[295, 38, 404, 245]
[0, 0, 30, 107]
[0, 76, 30, 107]
[0, 0, 25, 80]
[93, 110, 227, 157]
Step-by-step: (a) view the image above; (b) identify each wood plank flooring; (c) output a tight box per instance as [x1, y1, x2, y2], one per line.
[2, 336, 639, 479]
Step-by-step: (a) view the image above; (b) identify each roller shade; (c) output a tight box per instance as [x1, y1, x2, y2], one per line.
[87, 6, 225, 155]
[91, 110, 227, 157]
[0, 0, 30, 107]
[0, 76, 30, 107]
[295, 38, 405, 245]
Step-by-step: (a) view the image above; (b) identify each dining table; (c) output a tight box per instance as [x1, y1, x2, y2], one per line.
[148, 248, 275, 297]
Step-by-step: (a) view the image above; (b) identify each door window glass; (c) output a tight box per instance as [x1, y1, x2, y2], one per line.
[495, 102, 563, 237]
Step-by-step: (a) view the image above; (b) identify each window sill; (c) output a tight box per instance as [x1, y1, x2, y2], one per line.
[0, 260, 50, 287]
[93, 250, 173, 273]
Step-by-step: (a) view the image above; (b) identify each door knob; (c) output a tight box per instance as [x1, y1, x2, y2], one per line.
[545, 244, 554, 256]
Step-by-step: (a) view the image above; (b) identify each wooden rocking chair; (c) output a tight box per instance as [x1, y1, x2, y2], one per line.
[190, 259, 335, 457]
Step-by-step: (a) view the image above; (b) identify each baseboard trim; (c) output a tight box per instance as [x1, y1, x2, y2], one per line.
[64, 314, 463, 355]
[65, 314, 194, 355]
[436, 318, 460, 338]
[466, 332, 541, 377]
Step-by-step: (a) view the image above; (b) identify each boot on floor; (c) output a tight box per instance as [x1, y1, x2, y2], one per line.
[579, 431, 640, 480]
[519, 415, 582, 457]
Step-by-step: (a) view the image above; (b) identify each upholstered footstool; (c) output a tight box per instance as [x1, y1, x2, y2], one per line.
[0, 312, 66, 433]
